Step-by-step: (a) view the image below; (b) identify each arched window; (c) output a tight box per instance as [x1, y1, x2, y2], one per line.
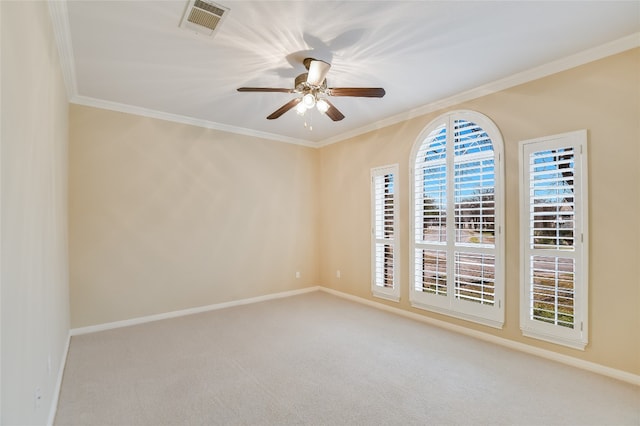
[410, 110, 504, 327]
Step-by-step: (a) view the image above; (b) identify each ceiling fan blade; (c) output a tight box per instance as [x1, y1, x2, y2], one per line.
[237, 87, 294, 93]
[323, 100, 345, 122]
[267, 98, 301, 120]
[327, 87, 386, 98]
[306, 59, 331, 86]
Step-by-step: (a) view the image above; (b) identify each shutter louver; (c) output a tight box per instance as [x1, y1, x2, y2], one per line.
[417, 248, 447, 295]
[375, 243, 394, 288]
[455, 252, 495, 305]
[530, 256, 575, 328]
[374, 173, 395, 240]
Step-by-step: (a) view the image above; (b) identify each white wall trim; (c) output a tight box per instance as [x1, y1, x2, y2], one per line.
[70, 286, 320, 336]
[54, 285, 638, 420]
[71, 33, 640, 149]
[318, 287, 640, 387]
[47, 333, 71, 426]
[70, 95, 317, 148]
[67, 286, 639, 385]
[46, 0, 640, 150]
[317, 32, 640, 147]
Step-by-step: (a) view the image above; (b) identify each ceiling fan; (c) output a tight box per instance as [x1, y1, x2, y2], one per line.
[237, 58, 385, 122]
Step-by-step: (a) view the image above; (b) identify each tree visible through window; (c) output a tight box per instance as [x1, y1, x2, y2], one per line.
[519, 130, 588, 350]
[410, 111, 504, 328]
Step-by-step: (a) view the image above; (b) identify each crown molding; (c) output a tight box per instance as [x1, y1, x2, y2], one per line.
[316, 32, 640, 148]
[47, 0, 315, 147]
[48, 2, 638, 149]
[71, 95, 316, 147]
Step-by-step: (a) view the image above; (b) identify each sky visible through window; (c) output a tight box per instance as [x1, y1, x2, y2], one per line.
[420, 121, 495, 209]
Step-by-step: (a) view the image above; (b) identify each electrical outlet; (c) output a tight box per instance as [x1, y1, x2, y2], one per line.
[336, 270, 341, 278]
[34, 387, 42, 410]
[295, 271, 301, 279]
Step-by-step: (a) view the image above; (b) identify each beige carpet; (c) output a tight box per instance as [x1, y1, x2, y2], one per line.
[55, 291, 639, 425]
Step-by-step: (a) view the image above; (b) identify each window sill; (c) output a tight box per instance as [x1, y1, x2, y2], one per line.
[372, 291, 400, 303]
[521, 327, 587, 351]
[410, 299, 504, 329]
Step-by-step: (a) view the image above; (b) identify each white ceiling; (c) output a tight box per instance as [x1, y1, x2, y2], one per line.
[53, 1, 640, 145]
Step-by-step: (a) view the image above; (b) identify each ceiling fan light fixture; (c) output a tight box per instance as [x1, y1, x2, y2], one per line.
[295, 102, 307, 115]
[302, 93, 316, 109]
[316, 99, 329, 113]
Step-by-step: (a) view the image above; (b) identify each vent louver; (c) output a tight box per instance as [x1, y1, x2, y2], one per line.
[180, 0, 229, 37]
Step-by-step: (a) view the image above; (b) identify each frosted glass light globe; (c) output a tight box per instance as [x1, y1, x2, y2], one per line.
[302, 93, 316, 109]
[316, 99, 329, 113]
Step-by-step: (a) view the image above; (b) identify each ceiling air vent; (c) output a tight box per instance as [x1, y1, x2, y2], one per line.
[180, 0, 229, 37]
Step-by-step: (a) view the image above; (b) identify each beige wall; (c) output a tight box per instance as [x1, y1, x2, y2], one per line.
[319, 48, 640, 375]
[1, 1, 70, 424]
[68, 50, 639, 375]
[69, 106, 320, 327]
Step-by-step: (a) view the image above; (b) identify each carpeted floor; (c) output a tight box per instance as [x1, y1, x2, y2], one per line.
[55, 291, 639, 425]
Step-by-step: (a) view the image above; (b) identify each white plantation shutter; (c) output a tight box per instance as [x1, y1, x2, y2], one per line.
[454, 252, 495, 305]
[452, 119, 496, 307]
[410, 111, 504, 328]
[414, 124, 447, 246]
[519, 130, 588, 349]
[371, 165, 400, 301]
[413, 125, 448, 302]
[416, 248, 447, 295]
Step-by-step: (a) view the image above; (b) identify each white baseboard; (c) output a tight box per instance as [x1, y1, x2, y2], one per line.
[70, 286, 321, 336]
[47, 332, 71, 426]
[66, 285, 639, 387]
[319, 287, 640, 387]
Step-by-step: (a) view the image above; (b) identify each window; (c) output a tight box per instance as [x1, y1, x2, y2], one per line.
[410, 111, 504, 328]
[519, 130, 588, 350]
[371, 164, 400, 301]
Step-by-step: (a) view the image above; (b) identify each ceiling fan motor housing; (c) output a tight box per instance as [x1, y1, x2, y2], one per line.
[294, 73, 308, 91]
[294, 73, 328, 93]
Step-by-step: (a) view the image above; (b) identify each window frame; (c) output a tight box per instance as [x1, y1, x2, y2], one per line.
[518, 130, 589, 350]
[409, 110, 505, 328]
[371, 164, 400, 302]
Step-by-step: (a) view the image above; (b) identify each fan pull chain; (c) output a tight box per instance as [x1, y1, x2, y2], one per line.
[302, 111, 313, 131]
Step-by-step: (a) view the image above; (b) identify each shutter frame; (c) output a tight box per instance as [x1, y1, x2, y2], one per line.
[371, 164, 400, 301]
[518, 129, 589, 350]
[409, 110, 505, 328]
